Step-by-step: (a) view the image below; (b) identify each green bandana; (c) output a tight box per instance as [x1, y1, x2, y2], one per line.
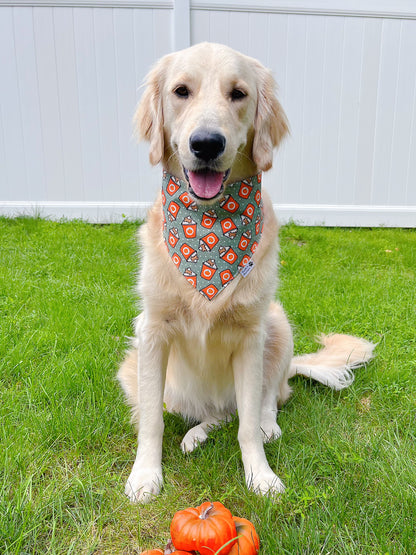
[162, 171, 264, 300]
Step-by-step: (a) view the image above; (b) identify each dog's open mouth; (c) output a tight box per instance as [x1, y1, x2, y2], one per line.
[184, 168, 230, 200]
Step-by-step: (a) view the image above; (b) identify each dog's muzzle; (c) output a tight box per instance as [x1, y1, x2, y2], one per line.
[183, 129, 230, 201]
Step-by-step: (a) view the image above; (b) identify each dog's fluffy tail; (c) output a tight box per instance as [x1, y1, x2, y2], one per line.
[289, 334, 375, 390]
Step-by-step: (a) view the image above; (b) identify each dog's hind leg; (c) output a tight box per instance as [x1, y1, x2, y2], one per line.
[261, 302, 294, 442]
[180, 416, 224, 453]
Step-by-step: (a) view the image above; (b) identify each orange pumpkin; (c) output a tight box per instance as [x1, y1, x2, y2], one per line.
[170, 501, 237, 555]
[140, 548, 192, 555]
[164, 540, 196, 554]
[228, 516, 260, 555]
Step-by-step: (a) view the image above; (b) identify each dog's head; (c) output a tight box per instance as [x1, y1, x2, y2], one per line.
[135, 42, 288, 202]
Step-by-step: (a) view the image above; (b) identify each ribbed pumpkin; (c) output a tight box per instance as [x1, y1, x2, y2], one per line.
[228, 516, 260, 554]
[170, 501, 237, 555]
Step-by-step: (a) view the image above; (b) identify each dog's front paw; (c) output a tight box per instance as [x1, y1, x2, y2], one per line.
[124, 466, 163, 503]
[247, 469, 285, 497]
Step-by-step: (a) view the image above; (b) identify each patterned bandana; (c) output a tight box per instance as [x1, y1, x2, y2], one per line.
[162, 171, 264, 300]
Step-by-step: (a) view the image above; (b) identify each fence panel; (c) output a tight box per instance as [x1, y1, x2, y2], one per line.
[0, 0, 415, 225]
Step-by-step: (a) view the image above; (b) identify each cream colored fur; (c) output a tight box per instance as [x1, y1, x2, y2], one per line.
[118, 42, 374, 503]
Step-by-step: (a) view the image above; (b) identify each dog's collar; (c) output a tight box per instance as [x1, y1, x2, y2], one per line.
[162, 171, 264, 301]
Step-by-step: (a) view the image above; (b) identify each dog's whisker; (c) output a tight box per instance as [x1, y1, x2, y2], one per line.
[235, 149, 253, 164]
[166, 149, 180, 166]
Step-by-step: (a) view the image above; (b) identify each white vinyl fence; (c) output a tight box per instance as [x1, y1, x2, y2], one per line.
[1, 0, 416, 226]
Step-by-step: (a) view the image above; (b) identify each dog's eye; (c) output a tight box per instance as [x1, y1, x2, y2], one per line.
[174, 85, 190, 98]
[230, 88, 247, 101]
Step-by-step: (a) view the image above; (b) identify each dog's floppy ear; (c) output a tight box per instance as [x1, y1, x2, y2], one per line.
[133, 60, 166, 166]
[252, 64, 289, 172]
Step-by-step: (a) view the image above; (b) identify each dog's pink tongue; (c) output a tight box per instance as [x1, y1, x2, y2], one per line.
[188, 170, 224, 199]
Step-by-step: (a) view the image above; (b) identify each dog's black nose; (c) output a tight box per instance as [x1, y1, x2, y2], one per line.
[189, 130, 226, 162]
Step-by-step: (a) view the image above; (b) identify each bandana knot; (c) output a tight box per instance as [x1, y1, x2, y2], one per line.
[162, 171, 264, 300]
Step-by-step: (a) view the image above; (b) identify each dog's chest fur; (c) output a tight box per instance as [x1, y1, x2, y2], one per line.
[139, 183, 279, 320]
[136, 183, 280, 421]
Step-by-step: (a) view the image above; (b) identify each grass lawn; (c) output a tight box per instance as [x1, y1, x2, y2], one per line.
[1, 217, 415, 554]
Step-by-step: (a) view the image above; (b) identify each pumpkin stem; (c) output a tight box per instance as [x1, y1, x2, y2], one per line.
[199, 502, 214, 520]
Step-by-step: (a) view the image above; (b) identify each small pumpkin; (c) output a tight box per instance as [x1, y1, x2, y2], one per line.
[170, 501, 237, 555]
[228, 516, 260, 555]
[140, 546, 192, 555]
[165, 550, 194, 555]
[164, 539, 196, 554]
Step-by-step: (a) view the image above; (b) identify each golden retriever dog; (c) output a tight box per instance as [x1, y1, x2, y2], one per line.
[118, 42, 374, 503]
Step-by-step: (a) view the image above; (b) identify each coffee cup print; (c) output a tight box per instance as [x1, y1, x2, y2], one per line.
[201, 210, 218, 229]
[182, 216, 197, 239]
[183, 268, 197, 288]
[199, 232, 220, 252]
[238, 230, 252, 251]
[168, 227, 180, 247]
[200, 259, 218, 281]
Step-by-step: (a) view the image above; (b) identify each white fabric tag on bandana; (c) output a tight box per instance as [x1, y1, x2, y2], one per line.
[239, 260, 255, 277]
